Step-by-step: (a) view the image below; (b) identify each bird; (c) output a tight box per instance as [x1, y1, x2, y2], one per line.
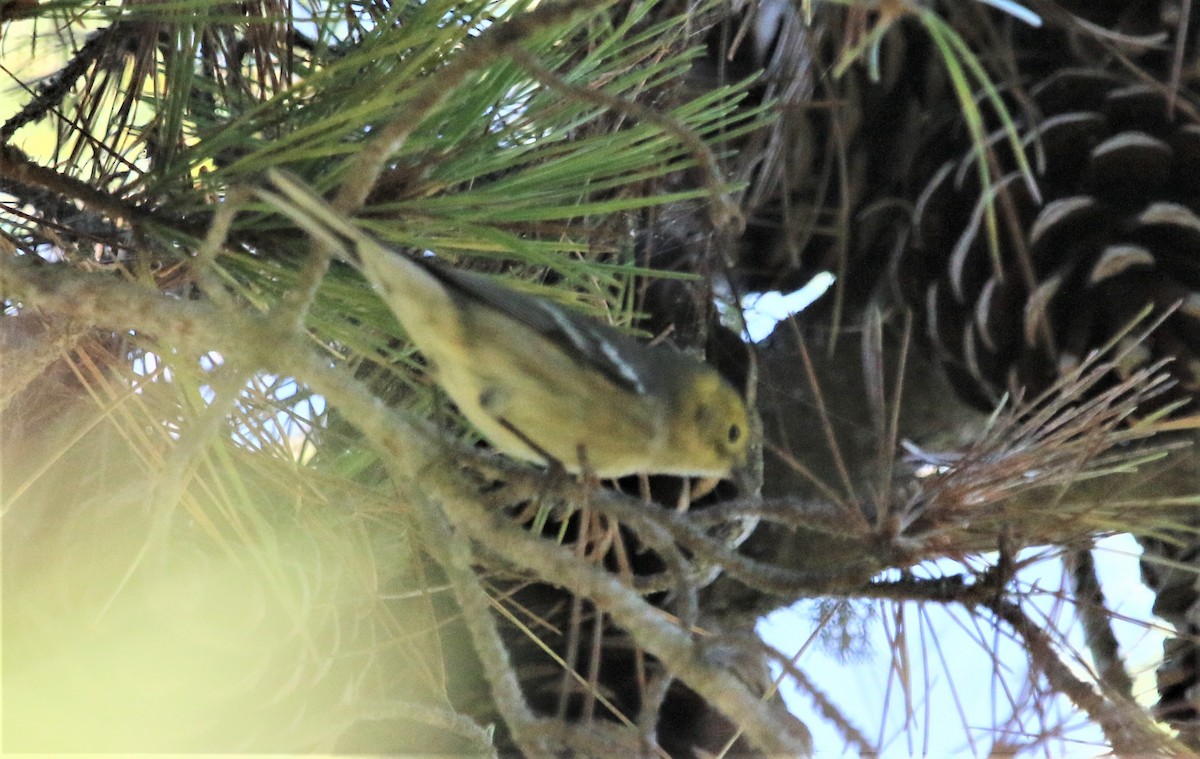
[261, 170, 751, 479]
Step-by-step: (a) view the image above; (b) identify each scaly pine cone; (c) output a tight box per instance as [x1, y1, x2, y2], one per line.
[895, 2, 1200, 745]
[895, 64, 1200, 415]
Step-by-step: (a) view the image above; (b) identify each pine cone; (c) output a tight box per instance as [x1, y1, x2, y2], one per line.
[1141, 531, 1200, 738]
[895, 65, 1200, 415]
[892, 8, 1200, 740]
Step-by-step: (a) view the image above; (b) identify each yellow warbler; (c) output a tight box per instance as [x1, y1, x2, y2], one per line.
[262, 171, 750, 478]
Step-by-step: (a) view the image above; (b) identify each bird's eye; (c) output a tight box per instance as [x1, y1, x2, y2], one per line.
[727, 423, 742, 444]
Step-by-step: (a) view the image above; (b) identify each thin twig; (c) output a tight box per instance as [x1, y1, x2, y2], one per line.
[1065, 545, 1136, 702]
[0, 144, 159, 228]
[989, 598, 1178, 756]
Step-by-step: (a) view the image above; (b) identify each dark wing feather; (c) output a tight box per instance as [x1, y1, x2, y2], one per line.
[414, 259, 649, 396]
